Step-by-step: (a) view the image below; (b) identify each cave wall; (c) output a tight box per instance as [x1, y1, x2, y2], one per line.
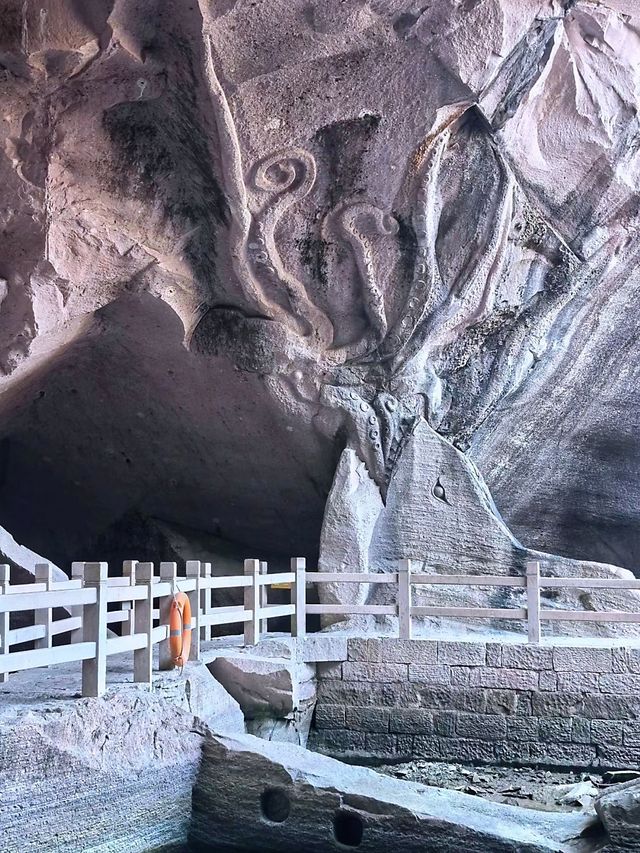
[0, 0, 638, 577]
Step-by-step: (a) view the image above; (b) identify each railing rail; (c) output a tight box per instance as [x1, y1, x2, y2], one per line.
[1, 557, 639, 696]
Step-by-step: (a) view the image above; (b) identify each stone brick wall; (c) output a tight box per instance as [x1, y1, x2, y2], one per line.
[309, 637, 640, 769]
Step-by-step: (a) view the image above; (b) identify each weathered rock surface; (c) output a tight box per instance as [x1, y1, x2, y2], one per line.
[0, 522, 65, 584]
[208, 650, 316, 746]
[0, 657, 245, 852]
[0, 0, 639, 620]
[595, 779, 640, 852]
[320, 423, 640, 635]
[0, 688, 205, 853]
[191, 730, 600, 852]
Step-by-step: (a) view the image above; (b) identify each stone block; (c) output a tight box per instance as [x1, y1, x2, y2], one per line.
[312, 729, 366, 754]
[501, 645, 553, 671]
[408, 665, 451, 685]
[484, 689, 520, 715]
[496, 742, 531, 763]
[599, 674, 640, 694]
[365, 733, 397, 755]
[412, 735, 442, 760]
[379, 638, 438, 664]
[582, 694, 640, 720]
[345, 707, 390, 733]
[624, 722, 640, 747]
[317, 678, 419, 708]
[597, 745, 640, 769]
[469, 667, 538, 691]
[456, 713, 507, 741]
[443, 738, 496, 764]
[314, 704, 345, 730]
[450, 667, 472, 687]
[531, 692, 585, 717]
[316, 661, 343, 679]
[539, 718, 573, 743]
[506, 717, 539, 741]
[417, 686, 485, 713]
[300, 634, 348, 663]
[591, 720, 623, 745]
[342, 662, 408, 682]
[612, 647, 630, 673]
[433, 711, 457, 737]
[347, 638, 383, 662]
[395, 735, 414, 756]
[539, 671, 558, 691]
[571, 717, 591, 744]
[556, 672, 600, 692]
[553, 647, 612, 673]
[437, 642, 486, 666]
[390, 709, 434, 735]
[529, 742, 597, 767]
[486, 643, 502, 667]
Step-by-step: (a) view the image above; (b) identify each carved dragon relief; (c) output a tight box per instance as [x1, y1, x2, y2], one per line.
[195, 30, 635, 493]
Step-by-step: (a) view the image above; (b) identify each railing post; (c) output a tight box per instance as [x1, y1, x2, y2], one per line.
[527, 559, 541, 644]
[70, 562, 85, 643]
[159, 562, 177, 670]
[200, 561, 211, 643]
[291, 557, 306, 638]
[244, 559, 260, 646]
[34, 563, 53, 652]
[123, 560, 138, 637]
[134, 562, 154, 687]
[186, 560, 201, 661]
[0, 565, 9, 683]
[259, 561, 268, 636]
[82, 562, 108, 698]
[398, 558, 412, 640]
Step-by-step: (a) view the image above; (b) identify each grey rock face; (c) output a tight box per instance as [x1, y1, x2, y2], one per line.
[0, 0, 638, 601]
[0, 689, 206, 853]
[595, 779, 640, 852]
[191, 730, 599, 852]
[208, 651, 316, 746]
[321, 420, 640, 635]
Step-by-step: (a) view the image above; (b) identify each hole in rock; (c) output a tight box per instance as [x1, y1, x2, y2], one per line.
[333, 809, 364, 847]
[260, 787, 290, 823]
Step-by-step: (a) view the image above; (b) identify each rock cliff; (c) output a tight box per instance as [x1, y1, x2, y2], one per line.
[0, 1, 638, 612]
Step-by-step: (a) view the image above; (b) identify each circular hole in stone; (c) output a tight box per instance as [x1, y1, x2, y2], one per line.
[260, 787, 290, 823]
[333, 810, 364, 847]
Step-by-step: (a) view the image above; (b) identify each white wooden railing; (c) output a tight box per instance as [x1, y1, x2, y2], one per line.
[2, 558, 640, 697]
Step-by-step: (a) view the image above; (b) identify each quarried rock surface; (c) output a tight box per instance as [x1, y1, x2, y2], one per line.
[595, 779, 640, 852]
[320, 423, 640, 636]
[0, 688, 205, 853]
[191, 730, 599, 852]
[207, 646, 317, 746]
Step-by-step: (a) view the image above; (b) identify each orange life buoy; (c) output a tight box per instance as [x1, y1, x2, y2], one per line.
[169, 592, 191, 669]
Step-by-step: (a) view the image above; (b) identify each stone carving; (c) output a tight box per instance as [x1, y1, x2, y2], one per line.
[0, 0, 638, 608]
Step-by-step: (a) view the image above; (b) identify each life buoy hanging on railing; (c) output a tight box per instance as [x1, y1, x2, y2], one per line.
[169, 592, 191, 670]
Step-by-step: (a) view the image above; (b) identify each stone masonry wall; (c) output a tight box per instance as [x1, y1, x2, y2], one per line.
[309, 637, 640, 770]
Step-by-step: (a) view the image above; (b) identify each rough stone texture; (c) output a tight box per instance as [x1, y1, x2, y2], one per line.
[207, 648, 317, 746]
[191, 730, 598, 852]
[320, 421, 640, 636]
[0, 685, 207, 852]
[0, 0, 638, 637]
[311, 636, 640, 771]
[595, 779, 640, 852]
